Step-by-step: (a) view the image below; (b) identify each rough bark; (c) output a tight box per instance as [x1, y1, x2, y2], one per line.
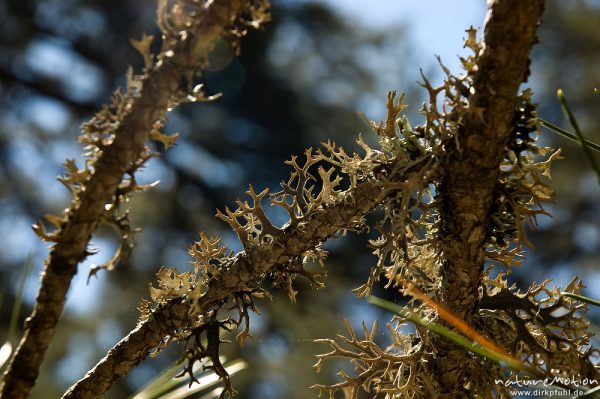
[433, 0, 545, 395]
[0, 2, 265, 398]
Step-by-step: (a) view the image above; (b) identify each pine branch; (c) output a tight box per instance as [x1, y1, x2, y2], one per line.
[439, 0, 545, 322]
[61, 142, 434, 398]
[0, 2, 270, 398]
[433, 0, 545, 394]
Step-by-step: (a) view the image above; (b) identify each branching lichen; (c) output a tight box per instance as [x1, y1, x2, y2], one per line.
[137, 110, 438, 396]
[482, 275, 598, 380]
[313, 319, 433, 399]
[136, 18, 599, 399]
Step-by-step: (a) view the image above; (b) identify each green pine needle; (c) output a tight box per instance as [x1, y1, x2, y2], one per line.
[539, 119, 600, 154]
[557, 89, 600, 183]
[367, 296, 527, 372]
[575, 385, 600, 398]
[8, 254, 33, 345]
[561, 292, 600, 308]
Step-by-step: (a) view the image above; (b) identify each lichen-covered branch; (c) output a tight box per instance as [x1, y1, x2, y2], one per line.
[312, 0, 596, 398]
[0, 1, 270, 398]
[439, 0, 545, 326]
[431, 0, 546, 395]
[17, 0, 597, 398]
[61, 119, 439, 398]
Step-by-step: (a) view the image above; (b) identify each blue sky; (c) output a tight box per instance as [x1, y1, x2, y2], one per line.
[320, 0, 487, 75]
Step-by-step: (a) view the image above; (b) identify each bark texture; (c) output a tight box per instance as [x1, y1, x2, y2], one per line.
[0, 2, 265, 398]
[433, 0, 545, 395]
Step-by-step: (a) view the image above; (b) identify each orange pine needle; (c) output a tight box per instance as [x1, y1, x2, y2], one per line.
[399, 278, 516, 362]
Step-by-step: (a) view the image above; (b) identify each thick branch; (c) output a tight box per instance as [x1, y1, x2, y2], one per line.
[0, 2, 265, 398]
[439, 0, 544, 325]
[434, 0, 545, 394]
[61, 161, 424, 398]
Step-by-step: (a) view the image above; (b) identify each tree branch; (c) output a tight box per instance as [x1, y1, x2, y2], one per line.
[439, 0, 544, 321]
[433, 0, 545, 393]
[0, 2, 270, 398]
[61, 143, 433, 398]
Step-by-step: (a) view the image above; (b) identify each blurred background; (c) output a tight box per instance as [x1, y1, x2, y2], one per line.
[0, 0, 599, 398]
